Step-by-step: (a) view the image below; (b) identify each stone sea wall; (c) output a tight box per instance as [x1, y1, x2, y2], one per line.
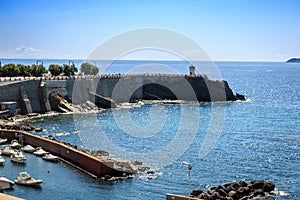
[0, 75, 243, 114]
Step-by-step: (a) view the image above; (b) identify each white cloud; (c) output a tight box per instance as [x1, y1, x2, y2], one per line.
[15, 45, 42, 57]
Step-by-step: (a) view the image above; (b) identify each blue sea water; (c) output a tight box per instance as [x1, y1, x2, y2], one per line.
[1, 60, 299, 200]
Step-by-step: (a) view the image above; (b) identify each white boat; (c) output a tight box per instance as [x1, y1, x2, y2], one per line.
[10, 139, 21, 149]
[11, 151, 27, 164]
[0, 177, 14, 190]
[55, 132, 70, 137]
[0, 146, 16, 156]
[0, 137, 8, 145]
[21, 144, 36, 153]
[33, 147, 48, 156]
[14, 172, 43, 186]
[42, 153, 59, 162]
[0, 156, 5, 166]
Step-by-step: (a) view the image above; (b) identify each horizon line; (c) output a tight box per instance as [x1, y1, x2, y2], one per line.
[0, 57, 290, 63]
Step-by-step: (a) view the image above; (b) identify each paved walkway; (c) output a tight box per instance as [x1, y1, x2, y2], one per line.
[0, 193, 24, 200]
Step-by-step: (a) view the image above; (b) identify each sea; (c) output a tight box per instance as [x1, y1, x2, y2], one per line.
[0, 59, 299, 200]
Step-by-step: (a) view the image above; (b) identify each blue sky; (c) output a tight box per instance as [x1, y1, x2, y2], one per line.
[0, 0, 299, 61]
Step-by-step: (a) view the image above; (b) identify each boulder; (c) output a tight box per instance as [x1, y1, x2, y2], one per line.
[199, 193, 209, 200]
[250, 180, 265, 189]
[230, 181, 240, 190]
[236, 187, 247, 197]
[211, 191, 220, 200]
[239, 180, 248, 187]
[228, 190, 237, 199]
[253, 189, 265, 197]
[191, 189, 203, 197]
[235, 93, 246, 101]
[263, 180, 275, 192]
[217, 188, 228, 197]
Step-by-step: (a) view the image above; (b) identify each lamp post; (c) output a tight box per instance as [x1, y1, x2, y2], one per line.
[69, 60, 74, 66]
[36, 60, 43, 66]
[182, 162, 192, 196]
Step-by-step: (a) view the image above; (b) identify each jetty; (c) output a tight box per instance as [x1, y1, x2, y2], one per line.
[0, 193, 24, 200]
[0, 129, 135, 178]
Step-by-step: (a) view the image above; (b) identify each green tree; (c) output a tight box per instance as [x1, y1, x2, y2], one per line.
[70, 64, 78, 75]
[63, 64, 78, 76]
[49, 64, 63, 76]
[30, 64, 47, 77]
[1, 63, 19, 77]
[80, 62, 99, 75]
[17, 64, 31, 77]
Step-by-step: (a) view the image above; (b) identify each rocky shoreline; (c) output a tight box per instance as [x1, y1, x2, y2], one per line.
[190, 179, 276, 200]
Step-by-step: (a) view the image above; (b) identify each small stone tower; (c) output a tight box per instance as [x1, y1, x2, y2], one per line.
[189, 65, 196, 76]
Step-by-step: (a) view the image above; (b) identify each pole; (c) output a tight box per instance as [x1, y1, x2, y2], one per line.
[187, 164, 192, 195]
[182, 162, 192, 196]
[36, 60, 43, 66]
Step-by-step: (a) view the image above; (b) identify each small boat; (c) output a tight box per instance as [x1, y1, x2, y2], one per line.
[21, 145, 36, 153]
[0, 137, 8, 145]
[0, 156, 5, 166]
[35, 127, 43, 132]
[10, 140, 21, 149]
[14, 172, 43, 186]
[33, 147, 48, 156]
[1, 146, 16, 156]
[11, 151, 26, 164]
[42, 153, 59, 162]
[0, 177, 14, 190]
[55, 132, 70, 137]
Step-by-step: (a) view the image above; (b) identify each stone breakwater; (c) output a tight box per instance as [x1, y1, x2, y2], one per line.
[190, 180, 276, 200]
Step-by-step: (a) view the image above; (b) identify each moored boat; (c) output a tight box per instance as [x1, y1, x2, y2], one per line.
[0, 155, 5, 166]
[0, 146, 16, 156]
[0, 137, 8, 145]
[14, 172, 43, 186]
[0, 177, 14, 190]
[21, 145, 36, 153]
[11, 151, 27, 164]
[42, 153, 59, 162]
[33, 147, 48, 156]
[10, 140, 21, 149]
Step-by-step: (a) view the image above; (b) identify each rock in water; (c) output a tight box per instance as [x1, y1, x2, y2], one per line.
[190, 180, 276, 200]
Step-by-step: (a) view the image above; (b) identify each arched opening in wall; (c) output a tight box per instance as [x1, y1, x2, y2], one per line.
[130, 83, 177, 102]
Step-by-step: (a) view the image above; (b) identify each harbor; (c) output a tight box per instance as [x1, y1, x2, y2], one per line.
[0, 61, 299, 199]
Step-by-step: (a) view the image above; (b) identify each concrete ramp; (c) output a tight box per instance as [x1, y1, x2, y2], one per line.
[19, 86, 33, 114]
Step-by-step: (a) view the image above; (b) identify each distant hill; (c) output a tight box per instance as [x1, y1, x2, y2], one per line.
[286, 58, 300, 63]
